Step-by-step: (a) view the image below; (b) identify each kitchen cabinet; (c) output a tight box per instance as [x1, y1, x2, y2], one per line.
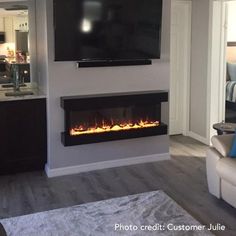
[4, 17, 14, 42]
[13, 16, 28, 31]
[0, 16, 28, 43]
[0, 17, 4, 32]
[0, 98, 47, 174]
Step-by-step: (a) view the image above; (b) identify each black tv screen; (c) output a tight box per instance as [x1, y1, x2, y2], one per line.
[54, 0, 163, 61]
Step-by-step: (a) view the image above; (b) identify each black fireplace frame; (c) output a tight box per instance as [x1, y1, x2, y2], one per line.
[61, 90, 168, 146]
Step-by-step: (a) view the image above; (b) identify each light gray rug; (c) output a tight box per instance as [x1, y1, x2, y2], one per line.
[0, 190, 213, 236]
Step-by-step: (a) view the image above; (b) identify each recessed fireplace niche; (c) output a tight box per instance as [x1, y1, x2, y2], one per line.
[61, 91, 168, 146]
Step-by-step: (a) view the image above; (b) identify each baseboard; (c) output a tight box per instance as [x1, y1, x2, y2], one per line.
[45, 153, 170, 178]
[187, 131, 209, 145]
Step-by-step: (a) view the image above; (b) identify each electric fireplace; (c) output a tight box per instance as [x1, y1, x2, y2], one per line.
[61, 91, 168, 146]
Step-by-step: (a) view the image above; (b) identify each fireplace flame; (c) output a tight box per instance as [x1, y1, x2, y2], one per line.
[70, 120, 160, 136]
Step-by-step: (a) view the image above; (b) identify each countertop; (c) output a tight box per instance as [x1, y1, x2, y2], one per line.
[0, 85, 46, 102]
[5, 58, 30, 65]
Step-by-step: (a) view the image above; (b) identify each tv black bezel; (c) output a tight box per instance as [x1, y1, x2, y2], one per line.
[53, 0, 163, 62]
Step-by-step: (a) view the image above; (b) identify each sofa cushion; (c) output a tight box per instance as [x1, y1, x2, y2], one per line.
[211, 134, 234, 157]
[216, 157, 236, 186]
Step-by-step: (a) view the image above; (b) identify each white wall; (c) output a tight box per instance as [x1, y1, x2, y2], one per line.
[227, 1, 236, 42]
[36, 0, 171, 170]
[189, 0, 210, 139]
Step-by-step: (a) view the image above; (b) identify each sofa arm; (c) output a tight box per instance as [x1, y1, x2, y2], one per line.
[211, 134, 234, 157]
[206, 147, 222, 198]
[0, 223, 6, 236]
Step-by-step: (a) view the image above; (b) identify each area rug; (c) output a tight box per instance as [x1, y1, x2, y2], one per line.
[0, 190, 213, 236]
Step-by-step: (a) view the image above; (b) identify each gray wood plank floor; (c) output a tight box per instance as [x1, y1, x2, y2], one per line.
[1, 135, 236, 236]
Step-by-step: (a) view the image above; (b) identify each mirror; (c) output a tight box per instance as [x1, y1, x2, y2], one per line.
[0, 5, 30, 86]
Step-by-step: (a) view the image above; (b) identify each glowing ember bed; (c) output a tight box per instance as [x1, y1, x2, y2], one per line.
[60, 91, 168, 146]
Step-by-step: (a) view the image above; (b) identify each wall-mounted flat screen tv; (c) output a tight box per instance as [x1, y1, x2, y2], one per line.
[53, 0, 163, 61]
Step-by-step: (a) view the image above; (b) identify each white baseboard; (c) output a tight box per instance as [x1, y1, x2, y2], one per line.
[45, 153, 170, 178]
[187, 131, 209, 145]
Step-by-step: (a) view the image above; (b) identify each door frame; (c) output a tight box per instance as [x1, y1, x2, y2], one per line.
[207, 0, 228, 144]
[170, 0, 192, 136]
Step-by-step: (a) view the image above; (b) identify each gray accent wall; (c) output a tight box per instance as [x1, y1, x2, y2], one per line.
[36, 0, 171, 169]
[36, 0, 48, 94]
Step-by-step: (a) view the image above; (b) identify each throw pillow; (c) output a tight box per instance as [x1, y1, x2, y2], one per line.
[227, 62, 236, 81]
[229, 134, 236, 158]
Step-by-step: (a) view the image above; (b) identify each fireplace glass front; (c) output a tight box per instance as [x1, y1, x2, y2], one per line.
[61, 91, 168, 146]
[69, 104, 160, 136]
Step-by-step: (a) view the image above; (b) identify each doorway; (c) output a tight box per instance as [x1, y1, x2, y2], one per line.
[225, 1, 236, 123]
[0, 5, 30, 85]
[0, 0, 37, 88]
[208, 0, 236, 143]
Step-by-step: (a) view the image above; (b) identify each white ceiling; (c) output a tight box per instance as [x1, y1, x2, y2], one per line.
[0, 8, 27, 17]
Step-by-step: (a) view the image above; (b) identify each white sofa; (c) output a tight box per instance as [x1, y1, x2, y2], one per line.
[206, 134, 236, 208]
